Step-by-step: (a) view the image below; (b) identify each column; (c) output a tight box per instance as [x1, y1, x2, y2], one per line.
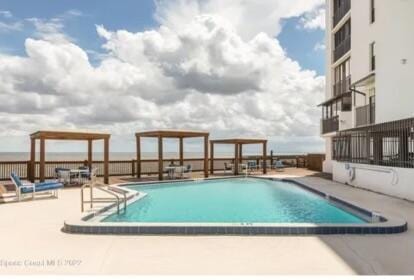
[39, 138, 45, 182]
[158, 136, 163, 180]
[136, 136, 141, 178]
[103, 138, 109, 184]
[263, 141, 267, 174]
[204, 135, 209, 178]
[210, 142, 214, 175]
[179, 137, 184, 166]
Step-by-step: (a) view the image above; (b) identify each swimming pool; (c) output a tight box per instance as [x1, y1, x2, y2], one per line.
[64, 177, 408, 235]
[103, 178, 365, 224]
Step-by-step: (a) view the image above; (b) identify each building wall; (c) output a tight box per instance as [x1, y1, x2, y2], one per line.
[351, 0, 414, 123]
[333, 161, 414, 202]
[375, 0, 414, 123]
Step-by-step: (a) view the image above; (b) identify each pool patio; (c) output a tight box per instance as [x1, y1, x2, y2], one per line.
[1, 168, 413, 275]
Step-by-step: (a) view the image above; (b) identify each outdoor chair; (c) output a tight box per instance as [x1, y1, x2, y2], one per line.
[55, 167, 74, 184]
[10, 172, 63, 201]
[247, 161, 258, 173]
[177, 164, 192, 179]
[224, 162, 233, 174]
[274, 160, 285, 172]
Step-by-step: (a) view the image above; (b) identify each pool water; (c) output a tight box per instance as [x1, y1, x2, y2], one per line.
[103, 178, 366, 224]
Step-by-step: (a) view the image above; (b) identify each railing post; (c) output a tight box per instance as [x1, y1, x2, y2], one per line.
[131, 159, 136, 177]
[26, 161, 31, 180]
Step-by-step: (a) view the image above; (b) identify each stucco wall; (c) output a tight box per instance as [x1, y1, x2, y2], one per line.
[351, 0, 414, 123]
[333, 161, 414, 202]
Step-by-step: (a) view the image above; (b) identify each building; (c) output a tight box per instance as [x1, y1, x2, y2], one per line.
[320, 0, 414, 200]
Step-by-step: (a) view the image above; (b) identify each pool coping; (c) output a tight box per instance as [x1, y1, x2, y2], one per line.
[63, 176, 408, 235]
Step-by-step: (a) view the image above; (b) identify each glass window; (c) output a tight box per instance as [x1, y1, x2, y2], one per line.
[370, 0, 375, 23]
[370, 42, 376, 71]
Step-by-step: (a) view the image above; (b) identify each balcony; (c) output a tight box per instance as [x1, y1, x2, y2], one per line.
[334, 36, 351, 62]
[322, 116, 339, 134]
[356, 104, 375, 127]
[333, 75, 351, 97]
[333, 0, 351, 27]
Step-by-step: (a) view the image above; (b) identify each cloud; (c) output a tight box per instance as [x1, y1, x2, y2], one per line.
[0, 1, 325, 152]
[155, 0, 325, 40]
[0, 10, 13, 18]
[0, 21, 23, 32]
[314, 41, 326, 51]
[299, 5, 326, 30]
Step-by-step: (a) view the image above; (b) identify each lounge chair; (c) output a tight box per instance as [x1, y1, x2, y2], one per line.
[274, 160, 285, 172]
[10, 172, 63, 201]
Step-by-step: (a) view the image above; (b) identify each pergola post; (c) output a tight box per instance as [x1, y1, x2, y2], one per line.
[87, 139, 93, 171]
[239, 144, 243, 163]
[136, 136, 141, 178]
[103, 138, 109, 184]
[30, 138, 36, 182]
[179, 137, 184, 166]
[263, 141, 267, 174]
[39, 137, 45, 182]
[158, 136, 163, 181]
[204, 135, 209, 178]
[210, 141, 214, 175]
[234, 144, 239, 175]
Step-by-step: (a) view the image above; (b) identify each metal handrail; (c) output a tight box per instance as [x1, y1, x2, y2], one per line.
[81, 181, 127, 214]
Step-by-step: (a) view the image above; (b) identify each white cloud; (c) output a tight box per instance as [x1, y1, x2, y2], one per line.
[0, 21, 23, 32]
[0, 10, 13, 18]
[314, 41, 326, 51]
[299, 6, 326, 30]
[0, 1, 325, 152]
[155, 0, 325, 40]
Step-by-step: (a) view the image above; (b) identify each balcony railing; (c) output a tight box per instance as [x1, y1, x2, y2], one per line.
[356, 104, 375, 127]
[322, 116, 339, 134]
[333, 0, 351, 27]
[333, 117, 414, 168]
[333, 75, 351, 97]
[334, 36, 351, 62]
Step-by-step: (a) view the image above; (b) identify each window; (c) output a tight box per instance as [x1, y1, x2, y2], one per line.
[370, 42, 376, 71]
[370, 0, 375, 23]
[334, 20, 351, 49]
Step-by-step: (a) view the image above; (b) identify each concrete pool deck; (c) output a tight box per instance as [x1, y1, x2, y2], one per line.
[1, 169, 414, 275]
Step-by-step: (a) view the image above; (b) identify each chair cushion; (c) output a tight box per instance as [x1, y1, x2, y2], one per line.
[20, 182, 63, 194]
[11, 172, 22, 187]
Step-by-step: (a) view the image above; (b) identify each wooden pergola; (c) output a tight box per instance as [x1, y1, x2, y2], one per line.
[210, 138, 268, 175]
[135, 130, 209, 180]
[29, 130, 111, 184]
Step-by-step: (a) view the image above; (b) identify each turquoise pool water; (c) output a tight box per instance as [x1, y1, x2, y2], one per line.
[103, 178, 366, 224]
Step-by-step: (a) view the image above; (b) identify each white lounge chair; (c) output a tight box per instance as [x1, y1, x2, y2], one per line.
[10, 172, 63, 201]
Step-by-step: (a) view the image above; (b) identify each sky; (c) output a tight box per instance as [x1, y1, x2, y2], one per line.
[0, 0, 326, 155]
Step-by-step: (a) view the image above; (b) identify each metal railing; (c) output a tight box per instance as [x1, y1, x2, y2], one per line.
[356, 104, 375, 127]
[81, 182, 127, 214]
[0, 155, 310, 181]
[321, 116, 339, 134]
[334, 36, 351, 62]
[333, 0, 351, 27]
[333, 117, 414, 168]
